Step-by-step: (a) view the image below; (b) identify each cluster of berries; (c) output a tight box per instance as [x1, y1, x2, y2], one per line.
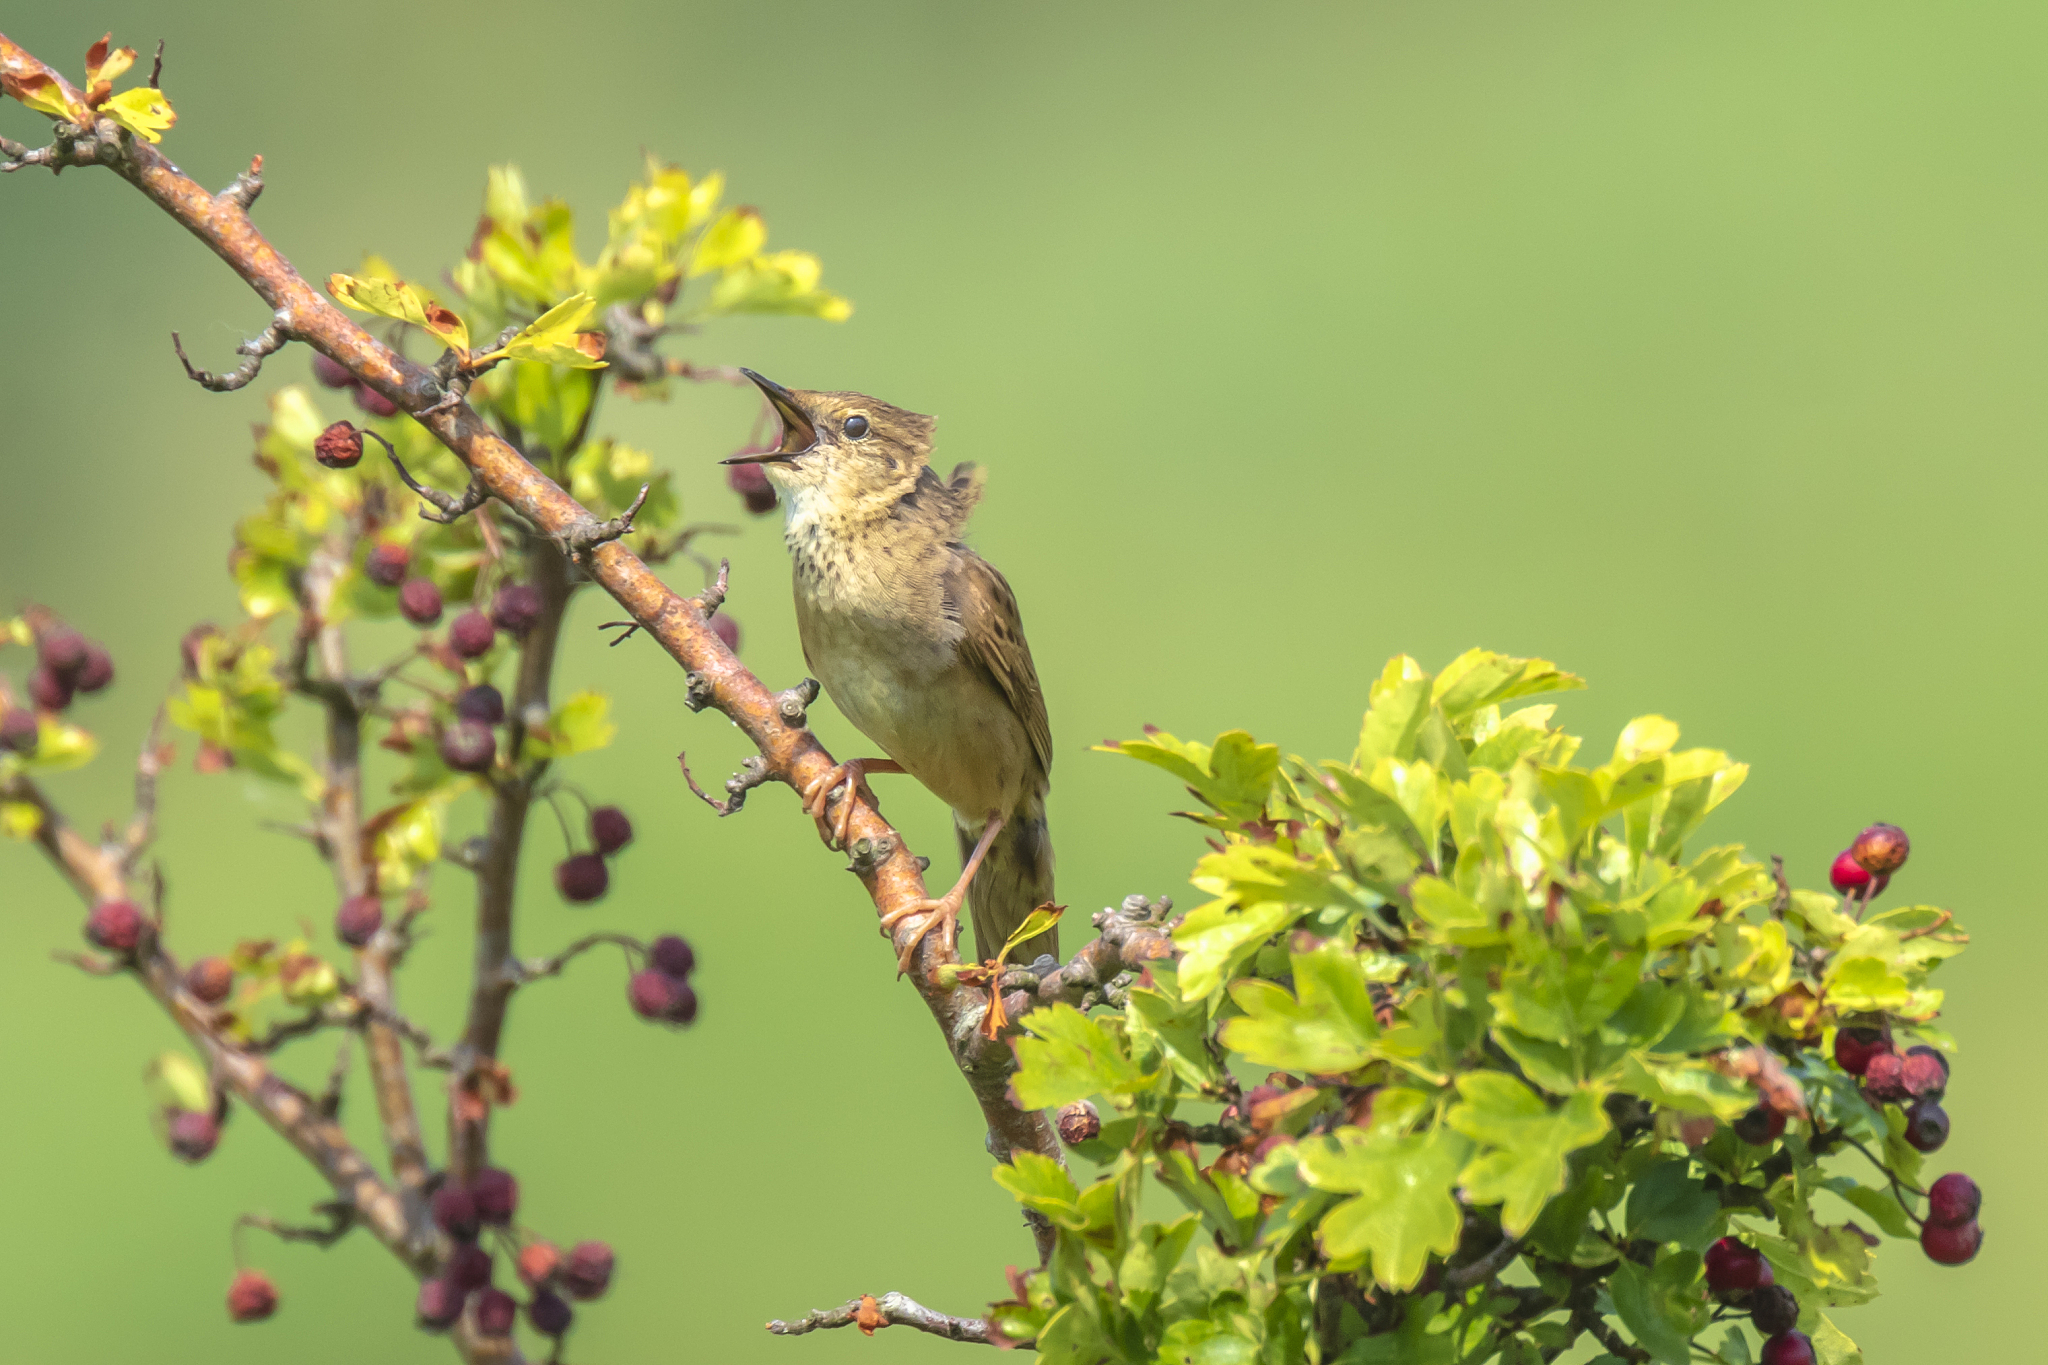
[1704, 1238, 1809, 1362]
[403, 583, 544, 777]
[4, 618, 114, 752]
[558, 805, 633, 904]
[628, 934, 699, 1026]
[414, 1169, 614, 1341]
[311, 350, 399, 417]
[1827, 821, 1909, 898]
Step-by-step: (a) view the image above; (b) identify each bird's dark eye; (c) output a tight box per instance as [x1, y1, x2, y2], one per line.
[844, 415, 870, 440]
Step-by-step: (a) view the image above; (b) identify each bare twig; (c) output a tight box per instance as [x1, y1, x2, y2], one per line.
[508, 932, 643, 986]
[1443, 1235, 1521, 1293]
[172, 319, 286, 392]
[236, 1204, 357, 1253]
[678, 751, 770, 817]
[368, 428, 489, 525]
[767, 1292, 992, 1344]
[557, 482, 649, 562]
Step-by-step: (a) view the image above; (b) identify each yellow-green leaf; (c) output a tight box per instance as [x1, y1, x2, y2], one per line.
[0, 800, 43, 838]
[327, 273, 469, 352]
[103, 85, 175, 142]
[999, 904, 1064, 965]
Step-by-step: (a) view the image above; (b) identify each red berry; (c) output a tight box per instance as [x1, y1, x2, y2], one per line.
[590, 806, 633, 856]
[1904, 1099, 1949, 1153]
[364, 542, 411, 588]
[399, 578, 444, 627]
[1851, 823, 1910, 875]
[648, 933, 693, 978]
[1761, 1330, 1814, 1365]
[1733, 1104, 1787, 1146]
[415, 1277, 461, 1331]
[1862, 1051, 1908, 1103]
[556, 853, 609, 903]
[710, 610, 741, 652]
[335, 894, 384, 948]
[726, 459, 778, 514]
[1903, 1045, 1949, 1097]
[439, 719, 497, 774]
[490, 583, 543, 634]
[445, 1242, 493, 1291]
[1057, 1100, 1101, 1145]
[28, 664, 73, 712]
[311, 352, 355, 389]
[39, 628, 87, 678]
[629, 969, 680, 1020]
[1705, 1237, 1770, 1295]
[167, 1108, 220, 1162]
[433, 1184, 480, 1241]
[1920, 1217, 1982, 1265]
[0, 708, 38, 754]
[1751, 1285, 1799, 1336]
[1928, 1172, 1981, 1227]
[86, 898, 144, 953]
[75, 644, 114, 694]
[454, 684, 505, 725]
[472, 1287, 517, 1337]
[185, 955, 235, 1004]
[1828, 849, 1888, 897]
[448, 610, 497, 659]
[226, 1269, 278, 1323]
[1832, 1027, 1889, 1076]
[472, 1167, 518, 1225]
[516, 1241, 562, 1288]
[529, 1288, 574, 1336]
[561, 1241, 614, 1300]
[312, 420, 363, 469]
[354, 382, 399, 417]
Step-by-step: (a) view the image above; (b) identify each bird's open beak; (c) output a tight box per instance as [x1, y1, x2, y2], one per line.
[723, 369, 817, 465]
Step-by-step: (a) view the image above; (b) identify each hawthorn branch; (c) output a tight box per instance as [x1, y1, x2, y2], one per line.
[767, 1292, 992, 1344]
[172, 317, 285, 391]
[507, 932, 643, 986]
[1, 27, 1064, 1253]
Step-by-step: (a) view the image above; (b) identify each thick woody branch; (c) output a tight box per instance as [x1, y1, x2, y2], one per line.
[766, 1292, 993, 1344]
[0, 27, 1063, 1246]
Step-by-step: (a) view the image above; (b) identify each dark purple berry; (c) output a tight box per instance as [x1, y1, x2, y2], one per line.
[28, 664, 73, 712]
[439, 719, 497, 774]
[1851, 822, 1910, 875]
[1751, 1284, 1799, 1336]
[665, 981, 699, 1024]
[490, 583, 543, 635]
[472, 1287, 517, 1337]
[1832, 1026, 1888, 1076]
[167, 1108, 220, 1162]
[727, 459, 778, 514]
[1057, 1100, 1101, 1145]
[38, 628, 87, 678]
[335, 894, 383, 948]
[528, 1288, 574, 1337]
[1920, 1217, 1982, 1265]
[354, 382, 399, 418]
[86, 898, 144, 953]
[432, 1184, 480, 1241]
[556, 853, 608, 903]
[313, 420, 363, 469]
[561, 1241, 614, 1300]
[0, 709, 38, 754]
[590, 805, 633, 856]
[1904, 1099, 1949, 1153]
[185, 955, 235, 1004]
[415, 1278, 461, 1331]
[399, 579, 444, 627]
[1733, 1104, 1786, 1146]
[365, 543, 411, 588]
[448, 610, 496, 659]
[75, 644, 114, 694]
[1928, 1172, 1981, 1227]
[1704, 1237, 1771, 1295]
[312, 352, 355, 389]
[1863, 1051, 1909, 1103]
[454, 684, 505, 725]
[471, 1167, 518, 1225]
[226, 1269, 278, 1322]
[445, 1242, 493, 1292]
[1761, 1331, 1814, 1365]
[710, 610, 740, 652]
[648, 933, 693, 978]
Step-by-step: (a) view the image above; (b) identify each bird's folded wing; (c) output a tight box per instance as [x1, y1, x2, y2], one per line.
[950, 550, 1052, 777]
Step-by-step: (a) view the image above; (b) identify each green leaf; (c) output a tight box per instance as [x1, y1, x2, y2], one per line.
[1811, 1315, 1863, 1365]
[1100, 727, 1279, 827]
[484, 291, 608, 369]
[1009, 1004, 1148, 1109]
[145, 1052, 212, 1113]
[1625, 1159, 1720, 1246]
[1220, 943, 1377, 1074]
[999, 904, 1065, 964]
[525, 690, 615, 759]
[1356, 656, 1432, 767]
[991, 1150, 1083, 1228]
[1304, 1126, 1470, 1290]
[0, 800, 43, 839]
[1608, 1259, 1693, 1365]
[1433, 649, 1585, 725]
[1821, 1177, 1916, 1240]
[1448, 1074, 1610, 1236]
[1172, 897, 1301, 1001]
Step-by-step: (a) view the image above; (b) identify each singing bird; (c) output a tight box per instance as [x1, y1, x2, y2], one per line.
[725, 371, 1057, 972]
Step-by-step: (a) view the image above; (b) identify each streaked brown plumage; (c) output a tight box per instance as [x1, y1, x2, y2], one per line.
[726, 371, 1057, 969]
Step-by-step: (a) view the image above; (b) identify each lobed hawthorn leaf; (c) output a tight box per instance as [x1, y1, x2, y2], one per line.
[1008, 1003, 1149, 1109]
[103, 85, 175, 142]
[1300, 1125, 1469, 1290]
[1448, 1073, 1610, 1237]
[328, 272, 470, 352]
[1220, 942, 1378, 1074]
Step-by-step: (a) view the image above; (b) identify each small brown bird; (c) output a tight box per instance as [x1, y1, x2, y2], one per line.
[725, 371, 1057, 971]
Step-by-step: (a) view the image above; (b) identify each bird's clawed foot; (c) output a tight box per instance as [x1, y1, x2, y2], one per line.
[878, 813, 1004, 978]
[801, 757, 904, 849]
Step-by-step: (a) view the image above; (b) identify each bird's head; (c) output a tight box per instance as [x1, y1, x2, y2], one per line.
[724, 370, 934, 514]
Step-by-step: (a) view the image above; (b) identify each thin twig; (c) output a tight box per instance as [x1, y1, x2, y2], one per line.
[508, 933, 644, 986]
[172, 319, 286, 392]
[767, 1292, 992, 1343]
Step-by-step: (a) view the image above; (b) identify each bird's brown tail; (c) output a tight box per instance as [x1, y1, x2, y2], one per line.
[960, 793, 1057, 966]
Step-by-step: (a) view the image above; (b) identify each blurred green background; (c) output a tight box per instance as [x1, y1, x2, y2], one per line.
[2, 1, 2040, 1359]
